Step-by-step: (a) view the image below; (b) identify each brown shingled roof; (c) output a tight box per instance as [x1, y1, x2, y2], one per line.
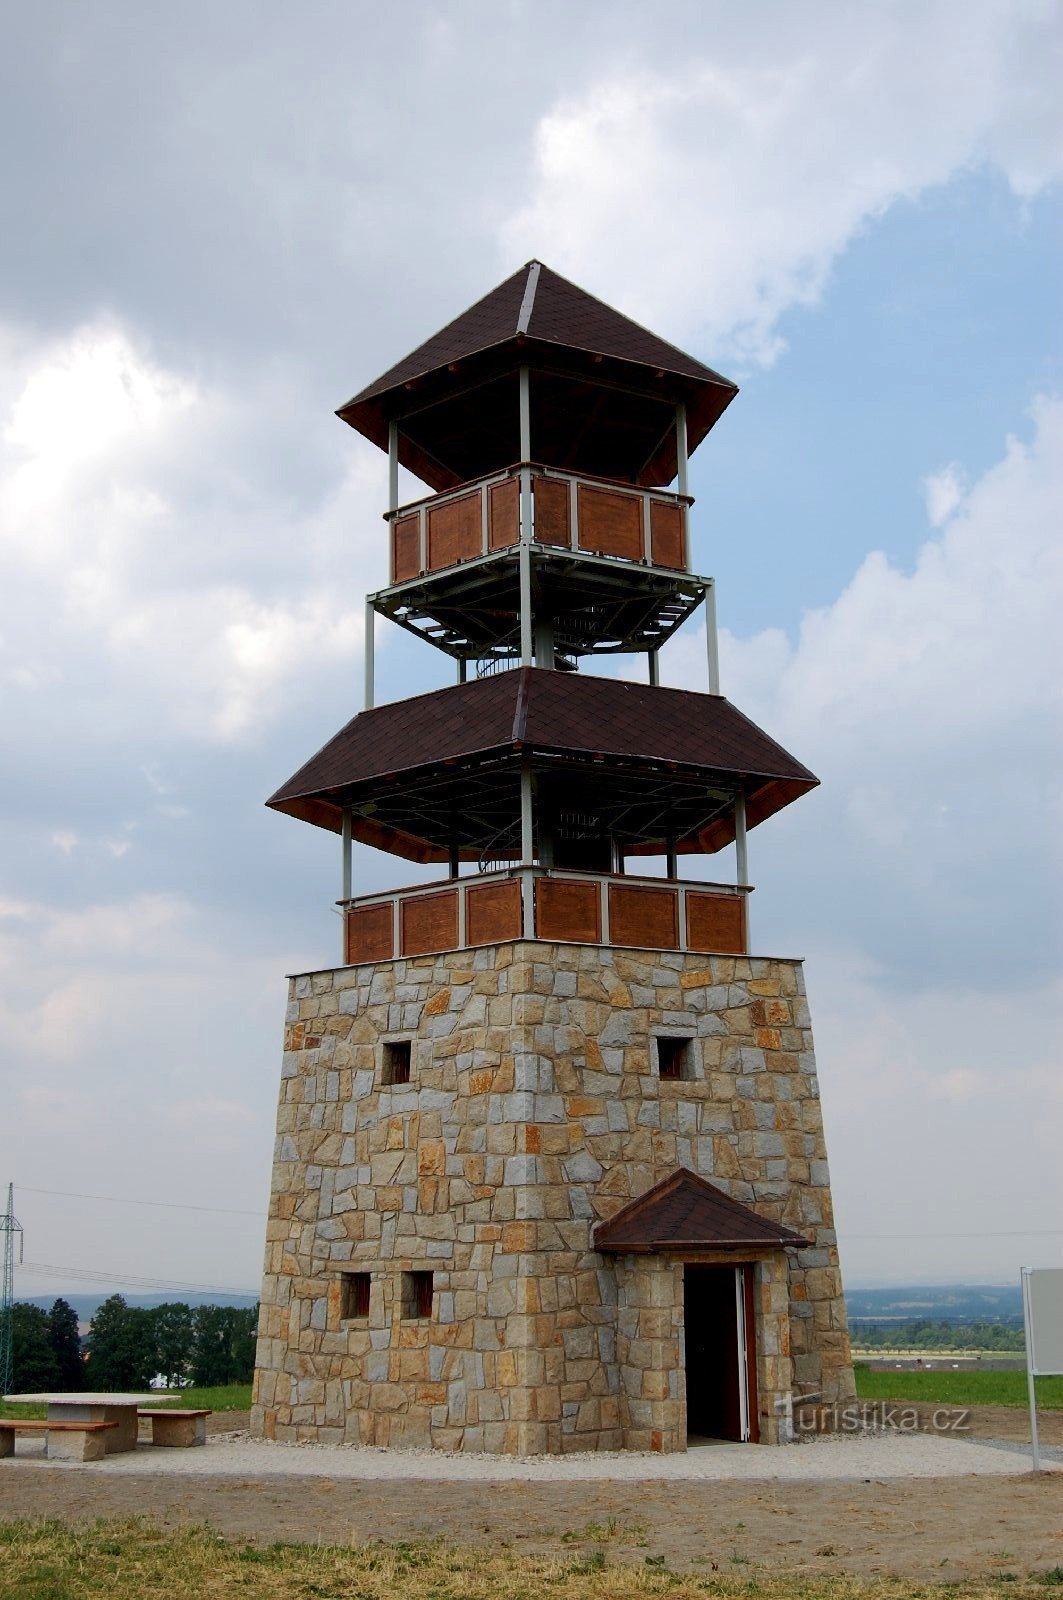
[347, 262, 730, 403]
[337, 263, 737, 489]
[266, 668, 816, 857]
[594, 1168, 811, 1254]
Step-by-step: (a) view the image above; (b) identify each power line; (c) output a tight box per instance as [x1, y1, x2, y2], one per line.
[18, 1258, 257, 1299]
[16, 1185, 263, 1219]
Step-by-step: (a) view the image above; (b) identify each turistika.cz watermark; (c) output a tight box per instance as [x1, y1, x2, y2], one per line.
[796, 1402, 971, 1434]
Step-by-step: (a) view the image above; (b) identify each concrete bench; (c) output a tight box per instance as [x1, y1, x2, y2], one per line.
[0, 1418, 118, 1462]
[137, 1407, 211, 1447]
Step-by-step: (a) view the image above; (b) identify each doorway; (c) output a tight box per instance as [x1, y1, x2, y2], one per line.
[683, 1264, 758, 1443]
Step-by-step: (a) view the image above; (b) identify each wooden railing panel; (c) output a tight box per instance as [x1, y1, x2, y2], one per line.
[346, 902, 394, 964]
[532, 475, 570, 547]
[427, 491, 481, 571]
[650, 500, 685, 570]
[391, 515, 421, 584]
[488, 478, 519, 551]
[536, 877, 601, 943]
[465, 878, 522, 946]
[577, 484, 643, 562]
[608, 882, 679, 949]
[686, 892, 746, 955]
[401, 890, 459, 956]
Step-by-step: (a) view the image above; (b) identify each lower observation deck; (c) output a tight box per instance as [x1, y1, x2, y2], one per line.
[342, 867, 750, 966]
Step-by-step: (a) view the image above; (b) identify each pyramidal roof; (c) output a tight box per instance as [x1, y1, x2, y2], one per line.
[343, 261, 736, 408]
[593, 1168, 812, 1254]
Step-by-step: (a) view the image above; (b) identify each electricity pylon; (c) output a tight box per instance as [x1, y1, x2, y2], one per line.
[1, 1184, 24, 1394]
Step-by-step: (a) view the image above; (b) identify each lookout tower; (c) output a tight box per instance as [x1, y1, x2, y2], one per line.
[252, 263, 854, 1454]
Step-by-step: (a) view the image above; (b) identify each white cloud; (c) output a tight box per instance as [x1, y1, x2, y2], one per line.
[0, 320, 381, 746]
[655, 399, 1063, 1279]
[658, 397, 1063, 981]
[922, 464, 967, 528]
[501, 2, 1063, 361]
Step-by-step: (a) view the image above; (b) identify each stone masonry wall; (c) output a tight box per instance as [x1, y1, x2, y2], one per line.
[251, 942, 854, 1453]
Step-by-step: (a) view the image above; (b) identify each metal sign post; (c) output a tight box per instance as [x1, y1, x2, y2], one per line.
[1021, 1266, 1063, 1473]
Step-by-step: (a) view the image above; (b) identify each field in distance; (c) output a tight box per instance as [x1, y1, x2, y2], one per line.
[855, 1365, 1062, 1409]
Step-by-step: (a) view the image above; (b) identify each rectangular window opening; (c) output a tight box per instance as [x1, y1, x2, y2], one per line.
[339, 1271, 371, 1320]
[382, 1039, 412, 1086]
[656, 1035, 693, 1080]
[402, 1270, 434, 1320]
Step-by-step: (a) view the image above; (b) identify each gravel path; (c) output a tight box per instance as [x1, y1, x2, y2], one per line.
[5, 1427, 1050, 1481]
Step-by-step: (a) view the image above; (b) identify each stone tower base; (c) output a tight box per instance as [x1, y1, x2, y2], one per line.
[252, 942, 854, 1453]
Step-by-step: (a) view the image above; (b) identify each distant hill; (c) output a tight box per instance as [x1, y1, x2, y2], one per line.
[22, 1291, 258, 1322]
[846, 1284, 1023, 1326]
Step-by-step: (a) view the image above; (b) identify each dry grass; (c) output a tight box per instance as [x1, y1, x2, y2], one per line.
[1, 1520, 1061, 1600]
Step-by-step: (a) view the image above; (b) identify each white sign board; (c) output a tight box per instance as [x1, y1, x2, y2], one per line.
[1021, 1267, 1063, 1471]
[1024, 1268, 1063, 1375]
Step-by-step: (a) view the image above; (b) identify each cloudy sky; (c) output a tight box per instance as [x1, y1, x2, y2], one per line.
[1, 1, 1060, 1299]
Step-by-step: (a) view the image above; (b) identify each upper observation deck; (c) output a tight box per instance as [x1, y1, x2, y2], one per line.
[375, 460, 708, 665]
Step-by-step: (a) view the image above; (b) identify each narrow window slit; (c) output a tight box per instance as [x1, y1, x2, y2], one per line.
[656, 1036, 693, 1080]
[382, 1040, 412, 1085]
[339, 1271, 371, 1320]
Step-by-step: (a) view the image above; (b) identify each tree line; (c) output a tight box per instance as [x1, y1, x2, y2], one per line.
[10, 1296, 259, 1391]
[850, 1317, 1025, 1351]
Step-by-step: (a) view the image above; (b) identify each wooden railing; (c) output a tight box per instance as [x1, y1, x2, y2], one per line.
[387, 464, 690, 587]
[342, 868, 748, 966]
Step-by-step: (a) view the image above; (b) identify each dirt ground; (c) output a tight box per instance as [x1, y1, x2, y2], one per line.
[1, 1407, 1059, 1582]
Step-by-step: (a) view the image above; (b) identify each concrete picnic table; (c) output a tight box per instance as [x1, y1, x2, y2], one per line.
[3, 1392, 163, 1455]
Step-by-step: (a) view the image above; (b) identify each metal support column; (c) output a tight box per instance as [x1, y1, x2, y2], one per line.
[364, 599, 375, 709]
[735, 789, 749, 950]
[518, 366, 534, 667]
[534, 619, 554, 668]
[676, 404, 689, 498]
[665, 832, 678, 881]
[648, 649, 660, 686]
[519, 525, 533, 666]
[705, 580, 721, 695]
[735, 791, 748, 885]
[457, 658, 467, 684]
[448, 843, 460, 880]
[1022, 1268, 1043, 1472]
[518, 366, 531, 461]
[341, 805, 352, 962]
[520, 763, 534, 865]
[387, 421, 399, 513]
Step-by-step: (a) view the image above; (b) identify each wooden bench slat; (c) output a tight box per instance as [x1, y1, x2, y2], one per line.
[0, 1419, 118, 1432]
[137, 1408, 211, 1419]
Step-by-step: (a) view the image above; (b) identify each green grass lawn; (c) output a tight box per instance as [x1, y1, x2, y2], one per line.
[854, 1364, 1063, 1409]
[152, 1384, 252, 1412]
[0, 1383, 252, 1421]
[2, 1520, 1061, 1600]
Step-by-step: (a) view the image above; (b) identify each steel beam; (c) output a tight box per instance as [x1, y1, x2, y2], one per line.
[676, 404, 689, 498]
[387, 421, 399, 513]
[705, 580, 721, 695]
[364, 599, 375, 709]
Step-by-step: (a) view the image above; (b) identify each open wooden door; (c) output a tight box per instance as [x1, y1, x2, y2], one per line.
[684, 1264, 759, 1443]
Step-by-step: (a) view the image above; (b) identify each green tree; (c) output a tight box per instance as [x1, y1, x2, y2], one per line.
[150, 1302, 195, 1388]
[190, 1304, 259, 1386]
[11, 1303, 60, 1391]
[230, 1306, 258, 1383]
[88, 1296, 155, 1390]
[47, 1298, 84, 1390]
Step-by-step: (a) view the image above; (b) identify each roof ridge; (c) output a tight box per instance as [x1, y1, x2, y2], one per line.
[516, 262, 541, 335]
